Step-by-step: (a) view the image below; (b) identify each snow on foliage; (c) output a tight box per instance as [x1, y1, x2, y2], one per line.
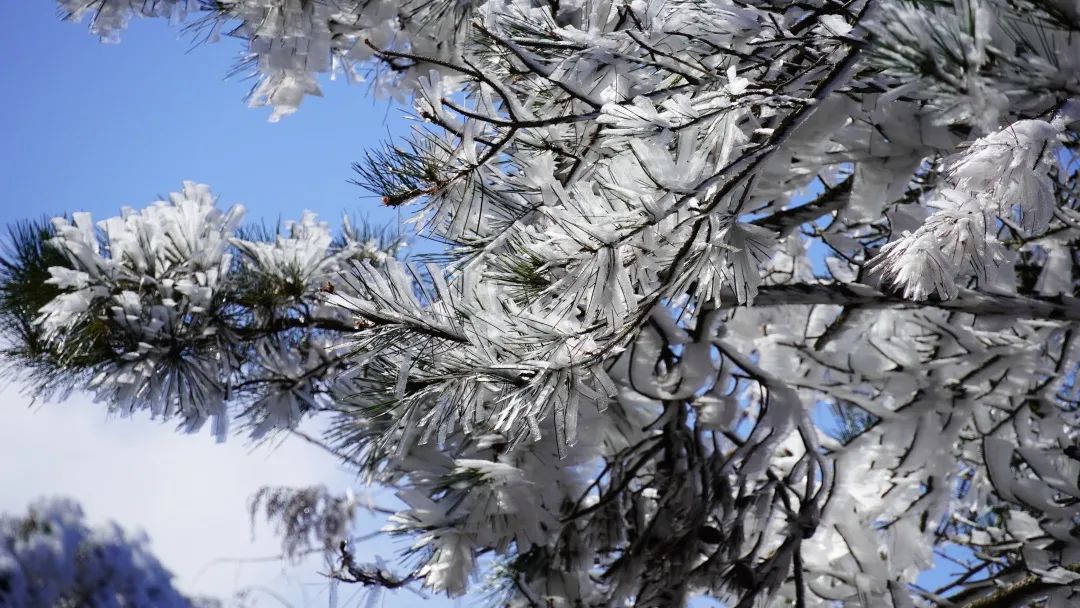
[0, 498, 210, 608]
[871, 119, 1065, 299]
[7, 181, 399, 440]
[13, 0, 1080, 606]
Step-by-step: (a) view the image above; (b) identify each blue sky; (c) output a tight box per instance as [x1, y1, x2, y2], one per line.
[0, 3, 404, 224]
[0, 3, 448, 607]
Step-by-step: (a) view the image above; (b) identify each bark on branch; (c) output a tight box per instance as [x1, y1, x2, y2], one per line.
[954, 564, 1080, 608]
[736, 283, 1080, 323]
[751, 175, 854, 237]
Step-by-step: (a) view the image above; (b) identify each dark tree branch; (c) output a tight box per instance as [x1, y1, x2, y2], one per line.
[751, 175, 854, 237]
[954, 563, 1080, 608]
[333, 541, 415, 589]
[733, 283, 1080, 324]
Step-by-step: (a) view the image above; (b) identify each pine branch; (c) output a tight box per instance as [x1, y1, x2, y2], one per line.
[750, 175, 854, 237]
[333, 541, 415, 589]
[954, 563, 1080, 608]
[736, 283, 1080, 323]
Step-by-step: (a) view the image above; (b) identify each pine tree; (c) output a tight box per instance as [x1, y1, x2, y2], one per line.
[0, 498, 216, 607]
[8, 0, 1080, 606]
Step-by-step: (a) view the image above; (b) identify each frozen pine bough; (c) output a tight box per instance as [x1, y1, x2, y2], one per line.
[9, 0, 1080, 606]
